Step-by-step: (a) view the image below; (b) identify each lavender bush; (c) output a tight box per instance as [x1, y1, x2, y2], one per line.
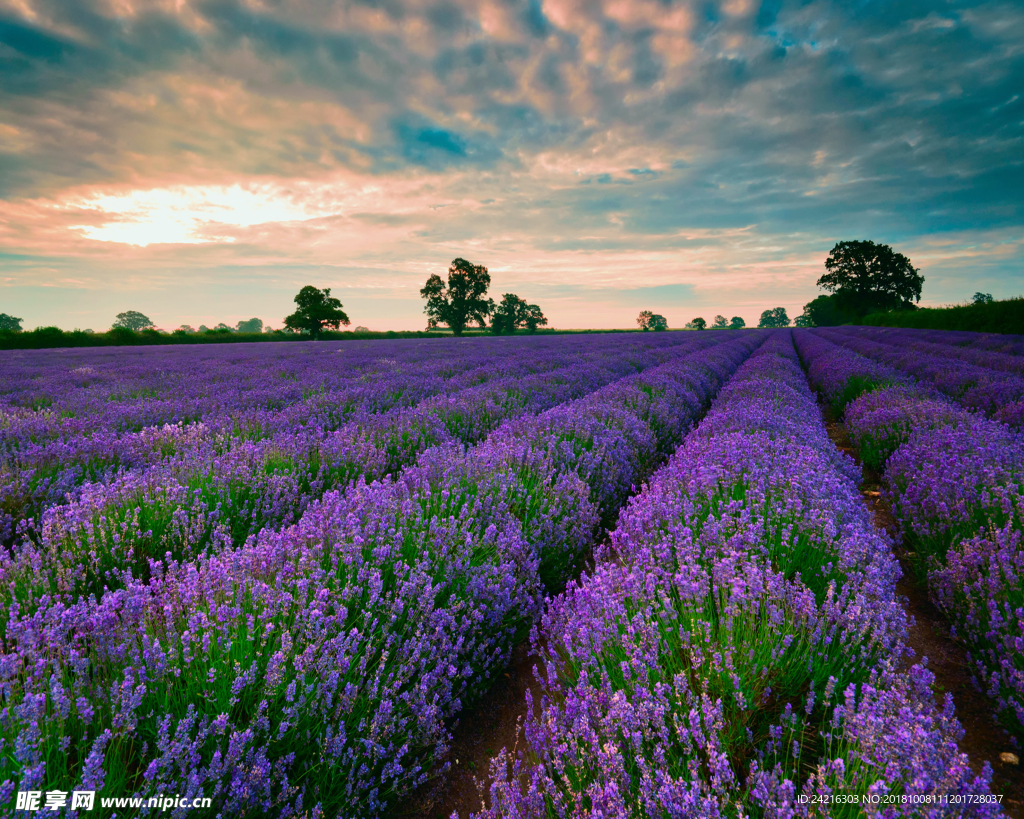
[798, 328, 1024, 743]
[1, 331, 765, 816]
[814, 327, 1024, 426]
[478, 332, 995, 817]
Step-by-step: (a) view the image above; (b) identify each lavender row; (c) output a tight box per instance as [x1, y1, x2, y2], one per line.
[2, 333, 763, 817]
[0, 337, 730, 630]
[813, 327, 1024, 427]
[0, 339, 568, 528]
[1, 333, 703, 534]
[797, 329, 1024, 742]
[0, 334, 699, 444]
[832, 326, 1024, 377]
[477, 331, 995, 817]
[848, 325, 1024, 358]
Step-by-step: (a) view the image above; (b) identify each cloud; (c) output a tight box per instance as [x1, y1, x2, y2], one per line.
[0, 0, 1021, 330]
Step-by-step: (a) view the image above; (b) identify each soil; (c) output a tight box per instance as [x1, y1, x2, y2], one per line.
[825, 418, 1024, 818]
[392, 641, 546, 819]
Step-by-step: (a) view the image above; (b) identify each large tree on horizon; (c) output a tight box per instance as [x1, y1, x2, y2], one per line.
[758, 307, 790, 328]
[0, 313, 23, 332]
[636, 310, 667, 331]
[284, 286, 350, 337]
[818, 240, 923, 318]
[490, 293, 548, 334]
[112, 310, 154, 331]
[421, 258, 493, 336]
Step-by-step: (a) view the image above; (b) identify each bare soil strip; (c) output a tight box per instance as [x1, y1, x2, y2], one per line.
[825, 418, 1023, 818]
[393, 640, 544, 819]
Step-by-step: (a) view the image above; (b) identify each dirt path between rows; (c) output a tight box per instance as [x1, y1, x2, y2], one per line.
[393, 640, 544, 819]
[825, 418, 1023, 818]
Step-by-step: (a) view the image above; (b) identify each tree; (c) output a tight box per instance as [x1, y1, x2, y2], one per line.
[236, 317, 264, 334]
[284, 286, 350, 337]
[711, 315, 728, 329]
[758, 307, 790, 328]
[729, 316, 745, 329]
[685, 317, 706, 330]
[176, 324, 196, 334]
[972, 292, 994, 305]
[636, 311, 668, 331]
[112, 310, 154, 331]
[490, 294, 549, 334]
[0, 313, 23, 332]
[798, 294, 858, 327]
[794, 309, 814, 327]
[818, 240, 923, 317]
[421, 258, 492, 336]
[522, 303, 548, 332]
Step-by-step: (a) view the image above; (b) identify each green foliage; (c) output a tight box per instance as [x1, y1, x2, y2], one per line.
[236, 317, 264, 333]
[284, 286, 351, 337]
[862, 296, 1024, 334]
[711, 315, 728, 329]
[420, 258, 493, 336]
[758, 307, 790, 328]
[489, 293, 548, 334]
[797, 294, 860, 327]
[972, 292, 994, 305]
[729, 316, 745, 329]
[112, 310, 154, 331]
[818, 240, 923, 317]
[684, 317, 706, 330]
[0, 313, 22, 332]
[636, 311, 667, 331]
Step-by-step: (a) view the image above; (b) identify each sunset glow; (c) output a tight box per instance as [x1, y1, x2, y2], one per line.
[0, 0, 1020, 331]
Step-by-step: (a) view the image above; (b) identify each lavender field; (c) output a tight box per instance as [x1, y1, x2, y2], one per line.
[1, 329, 1022, 818]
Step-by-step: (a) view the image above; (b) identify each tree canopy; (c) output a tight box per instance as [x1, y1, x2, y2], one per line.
[685, 317, 706, 330]
[729, 316, 745, 329]
[711, 315, 728, 329]
[972, 292, 994, 305]
[796, 294, 853, 327]
[636, 311, 667, 331]
[490, 293, 548, 334]
[758, 307, 790, 328]
[236, 317, 264, 334]
[0, 313, 23, 332]
[421, 258, 492, 336]
[284, 286, 350, 337]
[818, 240, 923, 317]
[112, 310, 154, 331]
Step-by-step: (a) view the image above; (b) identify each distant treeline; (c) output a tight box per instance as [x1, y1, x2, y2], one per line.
[0, 325, 673, 351]
[862, 296, 1024, 335]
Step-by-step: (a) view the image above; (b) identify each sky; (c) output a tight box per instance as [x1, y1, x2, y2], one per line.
[0, 0, 1021, 331]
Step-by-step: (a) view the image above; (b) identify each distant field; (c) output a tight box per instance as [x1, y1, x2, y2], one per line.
[2, 328, 1019, 816]
[0, 324, 699, 350]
